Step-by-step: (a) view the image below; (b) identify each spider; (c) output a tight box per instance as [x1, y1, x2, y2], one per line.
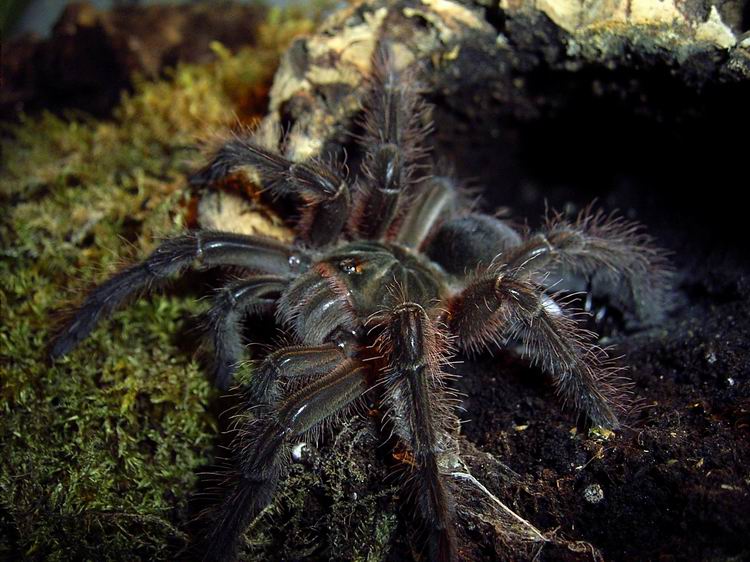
[50, 47, 669, 561]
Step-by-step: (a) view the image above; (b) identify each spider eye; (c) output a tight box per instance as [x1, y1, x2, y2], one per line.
[339, 258, 362, 275]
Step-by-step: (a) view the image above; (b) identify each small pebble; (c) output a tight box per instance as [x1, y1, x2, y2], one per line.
[291, 442, 307, 462]
[583, 483, 604, 504]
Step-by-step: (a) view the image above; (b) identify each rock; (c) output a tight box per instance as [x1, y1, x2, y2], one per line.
[254, 0, 749, 162]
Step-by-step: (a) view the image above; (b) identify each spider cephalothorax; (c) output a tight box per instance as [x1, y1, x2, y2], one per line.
[51, 46, 670, 561]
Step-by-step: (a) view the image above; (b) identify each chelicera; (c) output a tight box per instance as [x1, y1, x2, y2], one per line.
[51, 45, 670, 561]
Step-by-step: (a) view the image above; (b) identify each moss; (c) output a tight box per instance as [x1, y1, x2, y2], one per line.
[0, 5, 323, 560]
[234, 417, 399, 561]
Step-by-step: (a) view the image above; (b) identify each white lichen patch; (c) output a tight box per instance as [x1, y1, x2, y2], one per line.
[504, 0, 736, 50]
[269, 5, 387, 116]
[694, 6, 736, 49]
[318, 7, 389, 73]
[404, 0, 489, 45]
[265, 5, 392, 163]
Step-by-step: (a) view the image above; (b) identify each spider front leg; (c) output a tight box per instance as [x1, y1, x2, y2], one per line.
[505, 207, 671, 321]
[206, 276, 288, 390]
[395, 176, 460, 250]
[205, 358, 369, 562]
[377, 303, 458, 562]
[191, 136, 350, 247]
[451, 272, 624, 428]
[51, 232, 308, 359]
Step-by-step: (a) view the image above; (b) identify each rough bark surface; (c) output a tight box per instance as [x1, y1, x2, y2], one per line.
[253, 0, 749, 158]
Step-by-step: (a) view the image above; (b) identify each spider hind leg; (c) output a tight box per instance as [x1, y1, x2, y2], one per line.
[424, 213, 522, 275]
[505, 207, 672, 324]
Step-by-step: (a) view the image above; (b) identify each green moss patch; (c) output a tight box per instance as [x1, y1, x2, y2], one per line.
[0, 6, 319, 559]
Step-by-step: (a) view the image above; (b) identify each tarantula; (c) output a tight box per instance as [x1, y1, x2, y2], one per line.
[51, 47, 669, 561]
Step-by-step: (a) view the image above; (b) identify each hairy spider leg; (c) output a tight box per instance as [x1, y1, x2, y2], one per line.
[50, 232, 309, 359]
[206, 276, 288, 390]
[449, 272, 623, 428]
[205, 359, 369, 562]
[350, 46, 431, 240]
[191, 137, 350, 247]
[245, 343, 349, 405]
[504, 207, 671, 320]
[378, 302, 457, 562]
